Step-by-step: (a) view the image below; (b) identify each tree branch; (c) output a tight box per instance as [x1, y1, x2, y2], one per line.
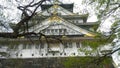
[13, 0, 47, 34]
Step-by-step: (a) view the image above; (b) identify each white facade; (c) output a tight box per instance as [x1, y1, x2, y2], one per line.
[9, 42, 80, 58]
[0, 2, 102, 58]
[0, 40, 111, 58]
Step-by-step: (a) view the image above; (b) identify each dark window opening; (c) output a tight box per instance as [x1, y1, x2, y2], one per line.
[28, 45, 31, 49]
[41, 43, 44, 48]
[23, 45, 26, 49]
[47, 29, 50, 33]
[68, 42, 72, 48]
[55, 29, 57, 32]
[63, 42, 68, 48]
[59, 29, 62, 33]
[35, 45, 39, 49]
[76, 20, 78, 23]
[76, 42, 80, 48]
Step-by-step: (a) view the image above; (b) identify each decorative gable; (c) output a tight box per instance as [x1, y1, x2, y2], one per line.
[29, 15, 95, 37]
[40, 23, 83, 36]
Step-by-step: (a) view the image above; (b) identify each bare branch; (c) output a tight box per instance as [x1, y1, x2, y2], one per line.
[13, 0, 47, 34]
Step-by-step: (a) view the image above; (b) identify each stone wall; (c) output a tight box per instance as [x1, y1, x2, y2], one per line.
[0, 57, 114, 68]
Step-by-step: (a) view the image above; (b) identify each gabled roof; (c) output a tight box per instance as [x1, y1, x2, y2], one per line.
[40, 4, 75, 16]
[29, 15, 96, 37]
[41, 3, 74, 12]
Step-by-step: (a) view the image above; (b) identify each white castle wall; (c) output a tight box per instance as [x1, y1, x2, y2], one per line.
[1, 42, 111, 58]
[7, 42, 84, 58]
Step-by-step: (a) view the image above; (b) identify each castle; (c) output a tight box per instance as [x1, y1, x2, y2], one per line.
[0, 0, 112, 59]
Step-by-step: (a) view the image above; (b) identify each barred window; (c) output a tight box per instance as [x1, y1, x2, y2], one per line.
[23, 45, 26, 49]
[41, 43, 44, 48]
[28, 45, 31, 49]
[35, 45, 39, 49]
[68, 42, 72, 48]
[76, 42, 80, 48]
[63, 42, 68, 48]
[59, 29, 62, 33]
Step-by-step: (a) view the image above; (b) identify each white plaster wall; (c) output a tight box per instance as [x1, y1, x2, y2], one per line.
[8, 42, 82, 58]
[0, 41, 113, 58]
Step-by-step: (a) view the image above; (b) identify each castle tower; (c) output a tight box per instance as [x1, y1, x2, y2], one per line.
[0, 0, 99, 58]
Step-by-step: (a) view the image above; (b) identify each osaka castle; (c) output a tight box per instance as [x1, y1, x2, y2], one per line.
[0, 0, 112, 59]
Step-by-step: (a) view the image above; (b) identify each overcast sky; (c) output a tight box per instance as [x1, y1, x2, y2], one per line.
[0, 0, 112, 32]
[0, 0, 97, 22]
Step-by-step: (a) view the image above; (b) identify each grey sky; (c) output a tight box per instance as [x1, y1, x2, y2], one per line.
[0, 0, 112, 32]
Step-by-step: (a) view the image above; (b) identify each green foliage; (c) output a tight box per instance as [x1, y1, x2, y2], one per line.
[79, 47, 94, 55]
[101, 57, 112, 64]
[63, 57, 112, 68]
[0, 52, 8, 56]
[92, 23, 99, 31]
[81, 31, 114, 50]
[92, 0, 110, 7]
[111, 20, 120, 29]
[9, 23, 16, 29]
[63, 57, 92, 68]
[81, 39, 109, 49]
[80, 13, 89, 18]
[90, 0, 120, 21]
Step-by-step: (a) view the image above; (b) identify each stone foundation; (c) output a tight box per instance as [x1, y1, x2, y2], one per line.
[0, 57, 114, 68]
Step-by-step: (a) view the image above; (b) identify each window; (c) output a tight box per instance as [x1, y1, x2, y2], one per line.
[63, 42, 68, 48]
[63, 42, 72, 48]
[63, 29, 67, 32]
[47, 29, 50, 33]
[41, 43, 44, 48]
[76, 20, 78, 23]
[35, 45, 39, 49]
[23, 45, 26, 49]
[16, 53, 18, 56]
[59, 29, 62, 33]
[13, 45, 18, 49]
[55, 29, 57, 32]
[63, 29, 67, 35]
[28, 45, 31, 49]
[51, 29, 54, 33]
[72, 21, 74, 23]
[76, 42, 80, 48]
[68, 42, 72, 48]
